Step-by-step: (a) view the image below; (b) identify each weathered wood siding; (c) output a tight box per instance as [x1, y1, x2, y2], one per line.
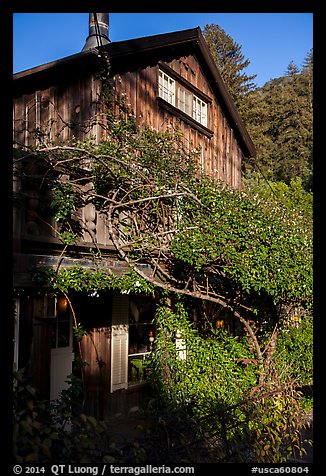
[111, 53, 243, 188]
[13, 71, 106, 245]
[74, 293, 112, 419]
[80, 326, 111, 419]
[13, 72, 103, 145]
[13, 51, 244, 247]
[13, 53, 243, 188]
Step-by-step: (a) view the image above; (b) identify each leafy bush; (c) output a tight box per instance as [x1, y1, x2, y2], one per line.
[275, 317, 313, 387]
[146, 300, 308, 463]
[13, 368, 57, 463]
[13, 368, 146, 464]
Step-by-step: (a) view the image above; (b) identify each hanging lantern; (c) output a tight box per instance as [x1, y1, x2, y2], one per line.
[57, 295, 68, 313]
[215, 318, 224, 329]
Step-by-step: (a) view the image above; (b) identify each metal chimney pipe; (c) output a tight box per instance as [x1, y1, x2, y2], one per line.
[82, 13, 110, 51]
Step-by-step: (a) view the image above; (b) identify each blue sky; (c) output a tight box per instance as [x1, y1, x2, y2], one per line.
[13, 13, 313, 87]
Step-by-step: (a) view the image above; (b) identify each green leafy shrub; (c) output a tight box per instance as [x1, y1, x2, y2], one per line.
[13, 367, 60, 463]
[13, 368, 147, 464]
[146, 300, 307, 463]
[275, 317, 313, 387]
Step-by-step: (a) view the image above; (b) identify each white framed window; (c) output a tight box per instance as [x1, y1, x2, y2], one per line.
[159, 68, 209, 128]
[32, 295, 72, 349]
[128, 297, 155, 386]
[177, 85, 192, 117]
[158, 70, 175, 106]
[193, 95, 208, 128]
[111, 293, 156, 392]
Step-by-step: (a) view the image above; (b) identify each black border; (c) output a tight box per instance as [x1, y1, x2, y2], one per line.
[2, 0, 321, 472]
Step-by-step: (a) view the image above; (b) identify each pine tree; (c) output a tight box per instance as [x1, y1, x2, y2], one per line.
[285, 60, 300, 78]
[203, 23, 257, 114]
[301, 49, 313, 115]
[300, 49, 313, 190]
[203, 23, 313, 191]
[244, 53, 313, 190]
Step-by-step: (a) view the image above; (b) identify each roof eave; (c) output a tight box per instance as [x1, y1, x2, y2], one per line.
[13, 27, 256, 158]
[13, 49, 96, 80]
[196, 30, 256, 159]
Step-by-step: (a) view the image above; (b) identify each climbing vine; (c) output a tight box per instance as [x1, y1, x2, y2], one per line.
[32, 265, 156, 297]
[13, 54, 313, 463]
[19, 120, 312, 321]
[146, 299, 309, 463]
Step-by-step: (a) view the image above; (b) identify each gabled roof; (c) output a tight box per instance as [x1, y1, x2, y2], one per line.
[13, 27, 256, 158]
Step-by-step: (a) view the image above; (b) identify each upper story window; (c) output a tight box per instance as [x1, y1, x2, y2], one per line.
[193, 96, 208, 128]
[177, 84, 192, 116]
[158, 68, 209, 128]
[159, 70, 175, 106]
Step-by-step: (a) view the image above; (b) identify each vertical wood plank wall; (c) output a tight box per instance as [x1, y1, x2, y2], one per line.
[112, 53, 243, 188]
[13, 52, 246, 247]
[80, 326, 111, 419]
[14, 54, 244, 188]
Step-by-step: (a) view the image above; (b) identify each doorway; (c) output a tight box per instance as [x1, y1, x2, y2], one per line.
[50, 295, 73, 401]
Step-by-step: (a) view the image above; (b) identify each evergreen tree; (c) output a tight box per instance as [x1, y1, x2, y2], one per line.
[243, 52, 313, 191]
[203, 23, 257, 114]
[301, 50, 313, 190]
[285, 60, 300, 78]
[203, 24, 312, 190]
[274, 61, 312, 187]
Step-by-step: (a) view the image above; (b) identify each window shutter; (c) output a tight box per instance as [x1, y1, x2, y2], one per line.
[110, 292, 129, 392]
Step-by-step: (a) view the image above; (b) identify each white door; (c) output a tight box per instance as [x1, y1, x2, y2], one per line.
[50, 296, 73, 401]
[50, 347, 73, 401]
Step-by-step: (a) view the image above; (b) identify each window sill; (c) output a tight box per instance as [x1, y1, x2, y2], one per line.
[157, 97, 213, 138]
[128, 352, 151, 357]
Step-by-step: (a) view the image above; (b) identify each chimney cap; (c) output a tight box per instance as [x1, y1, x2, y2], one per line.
[82, 13, 110, 51]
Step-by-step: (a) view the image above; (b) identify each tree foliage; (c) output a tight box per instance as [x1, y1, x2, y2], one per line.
[146, 300, 309, 463]
[275, 316, 313, 387]
[14, 111, 312, 331]
[203, 23, 257, 114]
[203, 23, 313, 190]
[242, 53, 313, 190]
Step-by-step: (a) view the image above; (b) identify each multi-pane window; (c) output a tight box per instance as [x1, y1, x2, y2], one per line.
[193, 96, 208, 128]
[159, 70, 175, 106]
[52, 296, 71, 348]
[33, 295, 71, 349]
[177, 85, 192, 116]
[159, 69, 209, 128]
[128, 297, 155, 386]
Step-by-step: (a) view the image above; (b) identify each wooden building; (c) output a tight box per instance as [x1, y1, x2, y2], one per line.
[13, 15, 256, 418]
